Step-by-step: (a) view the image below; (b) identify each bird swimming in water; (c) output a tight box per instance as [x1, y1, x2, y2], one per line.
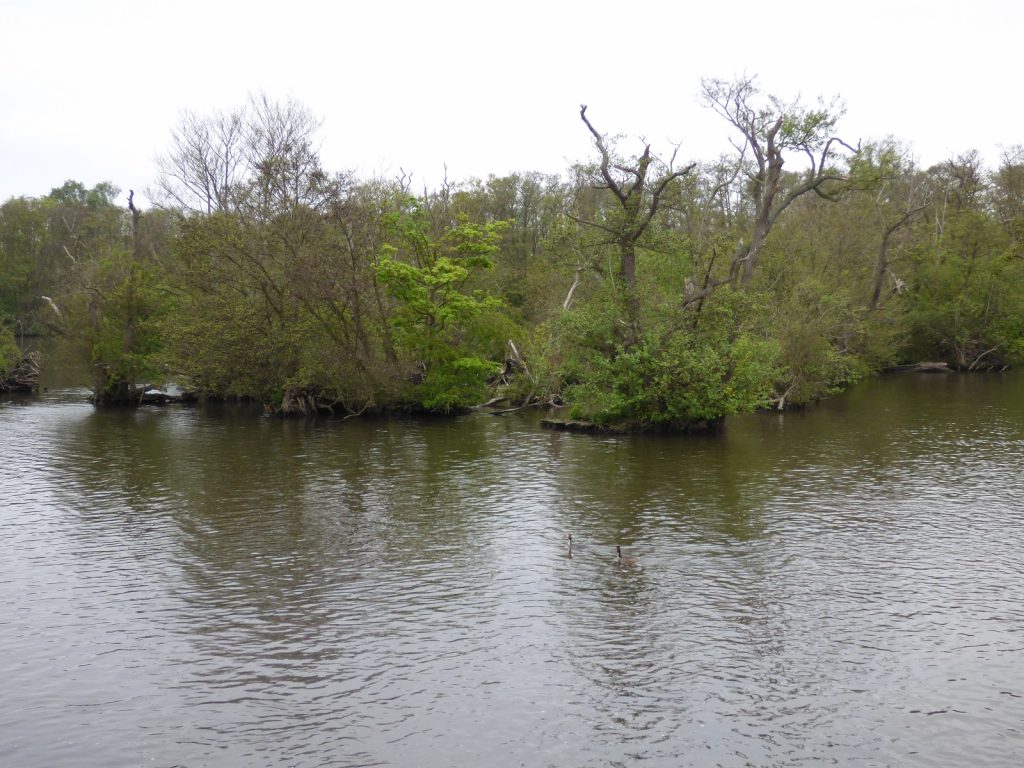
[615, 545, 639, 567]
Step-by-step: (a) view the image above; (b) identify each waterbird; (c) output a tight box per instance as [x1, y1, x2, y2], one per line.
[615, 545, 639, 567]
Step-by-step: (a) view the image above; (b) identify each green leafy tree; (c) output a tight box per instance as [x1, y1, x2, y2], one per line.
[906, 202, 1024, 369]
[48, 188, 171, 402]
[0, 198, 50, 325]
[377, 200, 515, 411]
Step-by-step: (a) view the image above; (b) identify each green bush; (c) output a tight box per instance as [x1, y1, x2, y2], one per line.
[560, 287, 781, 429]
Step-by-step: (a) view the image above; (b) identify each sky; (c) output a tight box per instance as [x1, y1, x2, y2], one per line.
[2, 0, 1022, 206]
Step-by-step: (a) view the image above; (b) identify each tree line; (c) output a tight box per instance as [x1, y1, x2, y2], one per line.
[2, 79, 1022, 429]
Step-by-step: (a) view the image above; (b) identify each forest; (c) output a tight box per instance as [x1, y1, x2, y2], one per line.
[2, 78, 1023, 431]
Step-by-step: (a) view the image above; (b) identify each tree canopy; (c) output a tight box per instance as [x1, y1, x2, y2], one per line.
[3, 78, 1022, 426]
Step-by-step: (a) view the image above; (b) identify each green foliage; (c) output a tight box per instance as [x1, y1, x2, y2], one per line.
[847, 139, 908, 187]
[9, 90, 1024, 425]
[0, 323, 19, 375]
[12, 181, 176, 402]
[561, 288, 780, 428]
[168, 289, 282, 399]
[497, 322, 562, 404]
[163, 212, 302, 400]
[419, 356, 499, 412]
[378, 200, 514, 411]
[776, 101, 842, 150]
[767, 280, 873, 406]
[905, 211, 1024, 368]
[48, 180, 119, 208]
[60, 249, 170, 398]
[0, 198, 48, 321]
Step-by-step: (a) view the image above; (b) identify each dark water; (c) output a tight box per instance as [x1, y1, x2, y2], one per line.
[1, 373, 1023, 767]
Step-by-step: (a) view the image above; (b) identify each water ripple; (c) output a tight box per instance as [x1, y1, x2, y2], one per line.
[2, 377, 1024, 766]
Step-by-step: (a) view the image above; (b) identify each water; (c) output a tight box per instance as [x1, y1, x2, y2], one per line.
[1, 373, 1023, 767]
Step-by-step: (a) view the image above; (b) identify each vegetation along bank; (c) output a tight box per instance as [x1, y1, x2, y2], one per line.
[2, 79, 1022, 431]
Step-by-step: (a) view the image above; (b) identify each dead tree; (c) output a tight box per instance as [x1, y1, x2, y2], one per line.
[578, 105, 697, 290]
[686, 77, 857, 307]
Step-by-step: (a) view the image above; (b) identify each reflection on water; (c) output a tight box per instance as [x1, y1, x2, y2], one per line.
[1, 374, 1023, 767]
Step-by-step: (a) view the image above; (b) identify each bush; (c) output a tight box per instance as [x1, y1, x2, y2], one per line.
[560, 287, 781, 429]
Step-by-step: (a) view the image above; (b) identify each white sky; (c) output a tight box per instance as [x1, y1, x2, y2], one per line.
[2, 0, 1021, 206]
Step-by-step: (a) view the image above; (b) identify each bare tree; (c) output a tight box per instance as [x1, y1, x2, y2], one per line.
[242, 94, 338, 219]
[154, 94, 339, 220]
[154, 107, 246, 214]
[578, 105, 697, 290]
[689, 77, 857, 304]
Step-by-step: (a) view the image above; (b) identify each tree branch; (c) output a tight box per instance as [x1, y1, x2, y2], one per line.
[580, 105, 627, 205]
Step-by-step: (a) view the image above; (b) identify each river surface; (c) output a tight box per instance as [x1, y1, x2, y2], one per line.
[1, 372, 1023, 767]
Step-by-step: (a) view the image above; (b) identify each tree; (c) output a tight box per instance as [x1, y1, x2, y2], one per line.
[36, 183, 171, 402]
[154, 107, 247, 214]
[554, 101, 785, 431]
[694, 76, 856, 298]
[848, 141, 931, 312]
[157, 96, 363, 411]
[377, 199, 516, 411]
[991, 145, 1024, 247]
[0, 197, 49, 326]
[577, 105, 697, 292]
[904, 159, 1024, 370]
[447, 172, 568, 321]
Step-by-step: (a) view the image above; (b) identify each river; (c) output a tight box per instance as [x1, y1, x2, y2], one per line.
[1, 372, 1022, 767]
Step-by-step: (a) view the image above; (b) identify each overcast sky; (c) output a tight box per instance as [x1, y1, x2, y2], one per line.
[2, 0, 1021, 206]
